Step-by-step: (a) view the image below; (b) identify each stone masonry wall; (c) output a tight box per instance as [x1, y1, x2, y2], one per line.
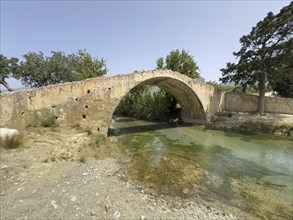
[2, 71, 291, 136]
[0, 70, 220, 135]
[224, 92, 293, 114]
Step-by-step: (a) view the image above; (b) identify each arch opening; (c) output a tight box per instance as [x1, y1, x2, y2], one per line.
[139, 77, 206, 123]
[108, 76, 207, 136]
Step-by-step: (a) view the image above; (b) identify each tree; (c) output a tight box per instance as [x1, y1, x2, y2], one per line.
[0, 54, 20, 92]
[155, 49, 201, 117]
[15, 50, 108, 88]
[273, 78, 293, 98]
[156, 49, 200, 79]
[75, 50, 108, 81]
[220, 2, 293, 114]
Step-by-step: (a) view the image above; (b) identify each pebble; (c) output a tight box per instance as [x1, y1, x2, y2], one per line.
[50, 200, 58, 209]
[140, 215, 146, 220]
[71, 196, 77, 202]
[113, 211, 121, 219]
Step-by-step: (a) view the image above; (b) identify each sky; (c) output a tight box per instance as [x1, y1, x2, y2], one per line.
[0, 0, 291, 89]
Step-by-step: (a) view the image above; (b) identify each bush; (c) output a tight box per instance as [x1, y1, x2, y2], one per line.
[79, 156, 86, 163]
[40, 116, 57, 127]
[59, 152, 71, 161]
[0, 134, 23, 149]
[71, 123, 81, 130]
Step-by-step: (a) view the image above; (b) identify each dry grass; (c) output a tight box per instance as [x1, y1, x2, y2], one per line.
[40, 116, 58, 127]
[0, 134, 23, 149]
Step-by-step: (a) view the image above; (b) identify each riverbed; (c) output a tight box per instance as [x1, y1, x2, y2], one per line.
[111, 118, 293, 219]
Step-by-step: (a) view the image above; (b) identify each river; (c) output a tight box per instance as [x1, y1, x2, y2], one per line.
[110, 117, 293, 219]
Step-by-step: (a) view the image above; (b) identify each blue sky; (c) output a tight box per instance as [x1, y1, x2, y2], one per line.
[0, 0, 290, 89]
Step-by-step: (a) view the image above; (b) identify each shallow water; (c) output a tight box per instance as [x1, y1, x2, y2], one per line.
[111, 118, 293, 219]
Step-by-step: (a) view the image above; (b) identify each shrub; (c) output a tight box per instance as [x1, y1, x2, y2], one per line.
[79, 156, 86, 163]
[95, 134, 106, 146]
[51, 156, 56, 162]
[71, 123, 81, 130]
[40, 116, 57, 127]
[0, 134, 23, 149]
[84, 127, 92, 135]
[59, 152, 70, 161]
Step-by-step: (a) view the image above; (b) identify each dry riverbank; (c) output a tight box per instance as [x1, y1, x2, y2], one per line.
[209, 112, 293, 136]
[0, 126, 253, 219]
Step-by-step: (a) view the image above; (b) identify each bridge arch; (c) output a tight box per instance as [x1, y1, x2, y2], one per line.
[110, 75, 207, 124]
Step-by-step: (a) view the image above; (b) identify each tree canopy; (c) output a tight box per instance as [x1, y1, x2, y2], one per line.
[220, 2, 293, 113]
[0, 50, 108, 90]
[156, 49, 200, 79]
[0, 55, 20, 92]
[16, 50, 108, 88]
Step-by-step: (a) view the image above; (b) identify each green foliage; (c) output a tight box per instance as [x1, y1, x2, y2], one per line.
[76, 50, 108, 81]
[119, 50, 198, 121]
[0, 134, 23, 149]
[207, 81, 236, 92]
[206, 81, 257, 94]
[12, 50, 108, 88]
[114, 85, 178, 120]
[0, 54, 20, 92]
[40, 115, 57, 127]
[220, 2, 293, 112]
[156, 49, 200, 79]
[272, 79, 293, 98]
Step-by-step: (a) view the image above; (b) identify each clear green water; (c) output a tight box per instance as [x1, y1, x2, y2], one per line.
[111, 119, 293, 219]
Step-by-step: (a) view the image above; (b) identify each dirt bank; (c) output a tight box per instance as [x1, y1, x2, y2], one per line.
[209, 112, 293, 136]
[0, 126, 253, 219]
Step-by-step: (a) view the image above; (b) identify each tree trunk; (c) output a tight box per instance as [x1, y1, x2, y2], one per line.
[0, 80, 14, 92]
[257, 77, 266, 114]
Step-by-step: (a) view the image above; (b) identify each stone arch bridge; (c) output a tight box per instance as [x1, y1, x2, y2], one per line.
[1, 70, 225, 135]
